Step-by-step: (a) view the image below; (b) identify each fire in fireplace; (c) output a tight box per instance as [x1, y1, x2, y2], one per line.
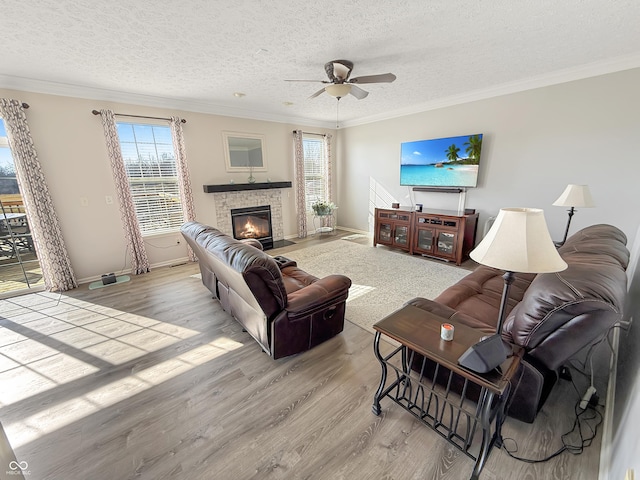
[230, 205, 273, 250]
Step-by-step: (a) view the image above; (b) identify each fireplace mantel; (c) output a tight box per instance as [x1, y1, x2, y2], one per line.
[203, 181, 292, 193]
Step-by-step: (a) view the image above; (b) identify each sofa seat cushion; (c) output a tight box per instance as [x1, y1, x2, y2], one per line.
[433, 266, 535, 330]
[281, 266, 319, 295]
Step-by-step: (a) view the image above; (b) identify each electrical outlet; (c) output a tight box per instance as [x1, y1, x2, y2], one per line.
[105, 195, 114, 205]
[559, 366, 572, 381]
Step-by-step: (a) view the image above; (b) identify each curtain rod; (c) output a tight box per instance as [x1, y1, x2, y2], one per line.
[91, 110, 186, 123]
[293, 130, 326, 136]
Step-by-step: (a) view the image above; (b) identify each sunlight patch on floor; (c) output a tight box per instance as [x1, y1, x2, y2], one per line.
[4, 337, 243, 448]
[0, 293, 204, 417]
[346, 283, 376, 302]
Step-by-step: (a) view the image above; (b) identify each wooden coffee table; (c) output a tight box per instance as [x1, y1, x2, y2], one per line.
[372, 304, 522, 480]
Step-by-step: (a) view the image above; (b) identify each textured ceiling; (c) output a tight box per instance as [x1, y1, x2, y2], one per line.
[1, 0, 639, 127]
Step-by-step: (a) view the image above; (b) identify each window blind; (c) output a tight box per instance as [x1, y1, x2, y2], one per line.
[116, 122, 184, 235]
[303, 137, 327, 211]
[0, 118, 9, 147]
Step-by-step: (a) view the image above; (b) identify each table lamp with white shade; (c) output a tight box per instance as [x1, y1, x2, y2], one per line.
[553, 184, 595, 246]
[458, 208, 568, 373]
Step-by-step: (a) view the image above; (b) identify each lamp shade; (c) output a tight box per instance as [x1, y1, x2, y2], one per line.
[552, 184, 595, 208]
[470, 208, 567, 273]
[325, 84, 352, 97]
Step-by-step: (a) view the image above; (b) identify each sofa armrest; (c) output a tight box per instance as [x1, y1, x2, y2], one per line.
[273, 255, 297, 269]
[286, 275, 352, 316]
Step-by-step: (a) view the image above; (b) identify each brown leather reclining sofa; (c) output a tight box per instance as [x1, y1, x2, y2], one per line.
[406, 224, 629, 422]
[181, 221, 352, 359]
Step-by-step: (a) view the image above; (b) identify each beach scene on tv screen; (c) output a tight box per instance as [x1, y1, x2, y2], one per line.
[400, 133, 483, 187]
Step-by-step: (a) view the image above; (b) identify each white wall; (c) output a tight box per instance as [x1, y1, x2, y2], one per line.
[0, 88, 334, 282]
[336, 68, 640, 247]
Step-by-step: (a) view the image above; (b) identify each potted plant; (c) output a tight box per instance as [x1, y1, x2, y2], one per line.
[311, 201, 337, 216]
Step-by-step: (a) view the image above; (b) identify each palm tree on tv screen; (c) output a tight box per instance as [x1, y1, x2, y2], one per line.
[445, 144, 460, 163]
[464, 135, 482, 164]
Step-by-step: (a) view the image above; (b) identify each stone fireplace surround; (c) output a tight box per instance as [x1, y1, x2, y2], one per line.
[212, 190, 284, 242]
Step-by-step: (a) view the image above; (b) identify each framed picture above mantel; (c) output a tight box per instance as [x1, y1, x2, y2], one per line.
[222, 131, 267, 172]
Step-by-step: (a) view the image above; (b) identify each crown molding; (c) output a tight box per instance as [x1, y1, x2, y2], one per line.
[340, 53, 640, 128]
[2, 52, 639, 130]
[0, 75, 336, 129]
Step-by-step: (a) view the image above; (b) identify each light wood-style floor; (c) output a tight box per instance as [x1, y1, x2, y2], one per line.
[0, 251, 44, 295]
[0, 231, 606, 480]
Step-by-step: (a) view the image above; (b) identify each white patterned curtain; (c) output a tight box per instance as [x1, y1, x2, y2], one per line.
[98, 109, 150, 274]
[293, 130, 307, 238]
[324, 133, 333, 204]
[0, 98, 78, 291]
[170, 116, 196, 262]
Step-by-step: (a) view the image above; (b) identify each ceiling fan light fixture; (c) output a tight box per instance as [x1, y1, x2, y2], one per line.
[325, 84, 352, 98]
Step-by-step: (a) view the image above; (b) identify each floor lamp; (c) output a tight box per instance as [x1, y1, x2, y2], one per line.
[458, 208, 567, 373]
[552, 184, 595, 246]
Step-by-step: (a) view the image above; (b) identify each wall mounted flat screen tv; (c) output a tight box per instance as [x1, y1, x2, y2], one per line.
[400, 133, 483, 188]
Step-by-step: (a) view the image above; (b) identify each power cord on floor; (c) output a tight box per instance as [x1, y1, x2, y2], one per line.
[501, 368, 603, 463]
[502, 400, 602, 463]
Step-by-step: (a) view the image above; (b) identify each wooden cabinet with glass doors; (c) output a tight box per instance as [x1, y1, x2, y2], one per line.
[373, 208, 413, 252]
[374, 207, 478, 265]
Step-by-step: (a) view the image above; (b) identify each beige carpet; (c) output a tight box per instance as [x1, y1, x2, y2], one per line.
[284, 239, 470, 334]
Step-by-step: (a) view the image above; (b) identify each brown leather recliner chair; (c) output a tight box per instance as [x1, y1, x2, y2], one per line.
[181, 221, 352, 359]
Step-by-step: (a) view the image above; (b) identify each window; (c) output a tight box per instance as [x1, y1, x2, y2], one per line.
[116, 122, 183, 235]
[0, 118, 44, 294]
[0, 119, 17, 193]
[303, 135, 329, 212]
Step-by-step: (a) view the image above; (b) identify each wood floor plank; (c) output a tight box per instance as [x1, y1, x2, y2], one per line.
[0, 232, 605, 479]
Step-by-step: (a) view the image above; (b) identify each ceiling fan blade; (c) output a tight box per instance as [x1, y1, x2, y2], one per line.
[349, 73, 397, 84]
[349, 85, 369, 100]
[308, 87, 326, 99]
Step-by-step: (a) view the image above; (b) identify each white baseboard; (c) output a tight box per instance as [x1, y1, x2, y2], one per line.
[284, 226, 371, 239]
[76, 256, 191, 285]
[335, 225, 371, 235]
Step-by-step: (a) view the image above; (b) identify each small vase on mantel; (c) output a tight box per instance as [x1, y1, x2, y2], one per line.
[247, 166, 256, 183]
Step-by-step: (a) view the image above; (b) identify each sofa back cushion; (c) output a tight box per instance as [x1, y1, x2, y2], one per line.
[181, 222, 227, 297]
[195, 228, 288, 318]
[503, 224, 629, 370]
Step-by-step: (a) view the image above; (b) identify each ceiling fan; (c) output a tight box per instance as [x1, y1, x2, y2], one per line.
[286, 59, 396, 100]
